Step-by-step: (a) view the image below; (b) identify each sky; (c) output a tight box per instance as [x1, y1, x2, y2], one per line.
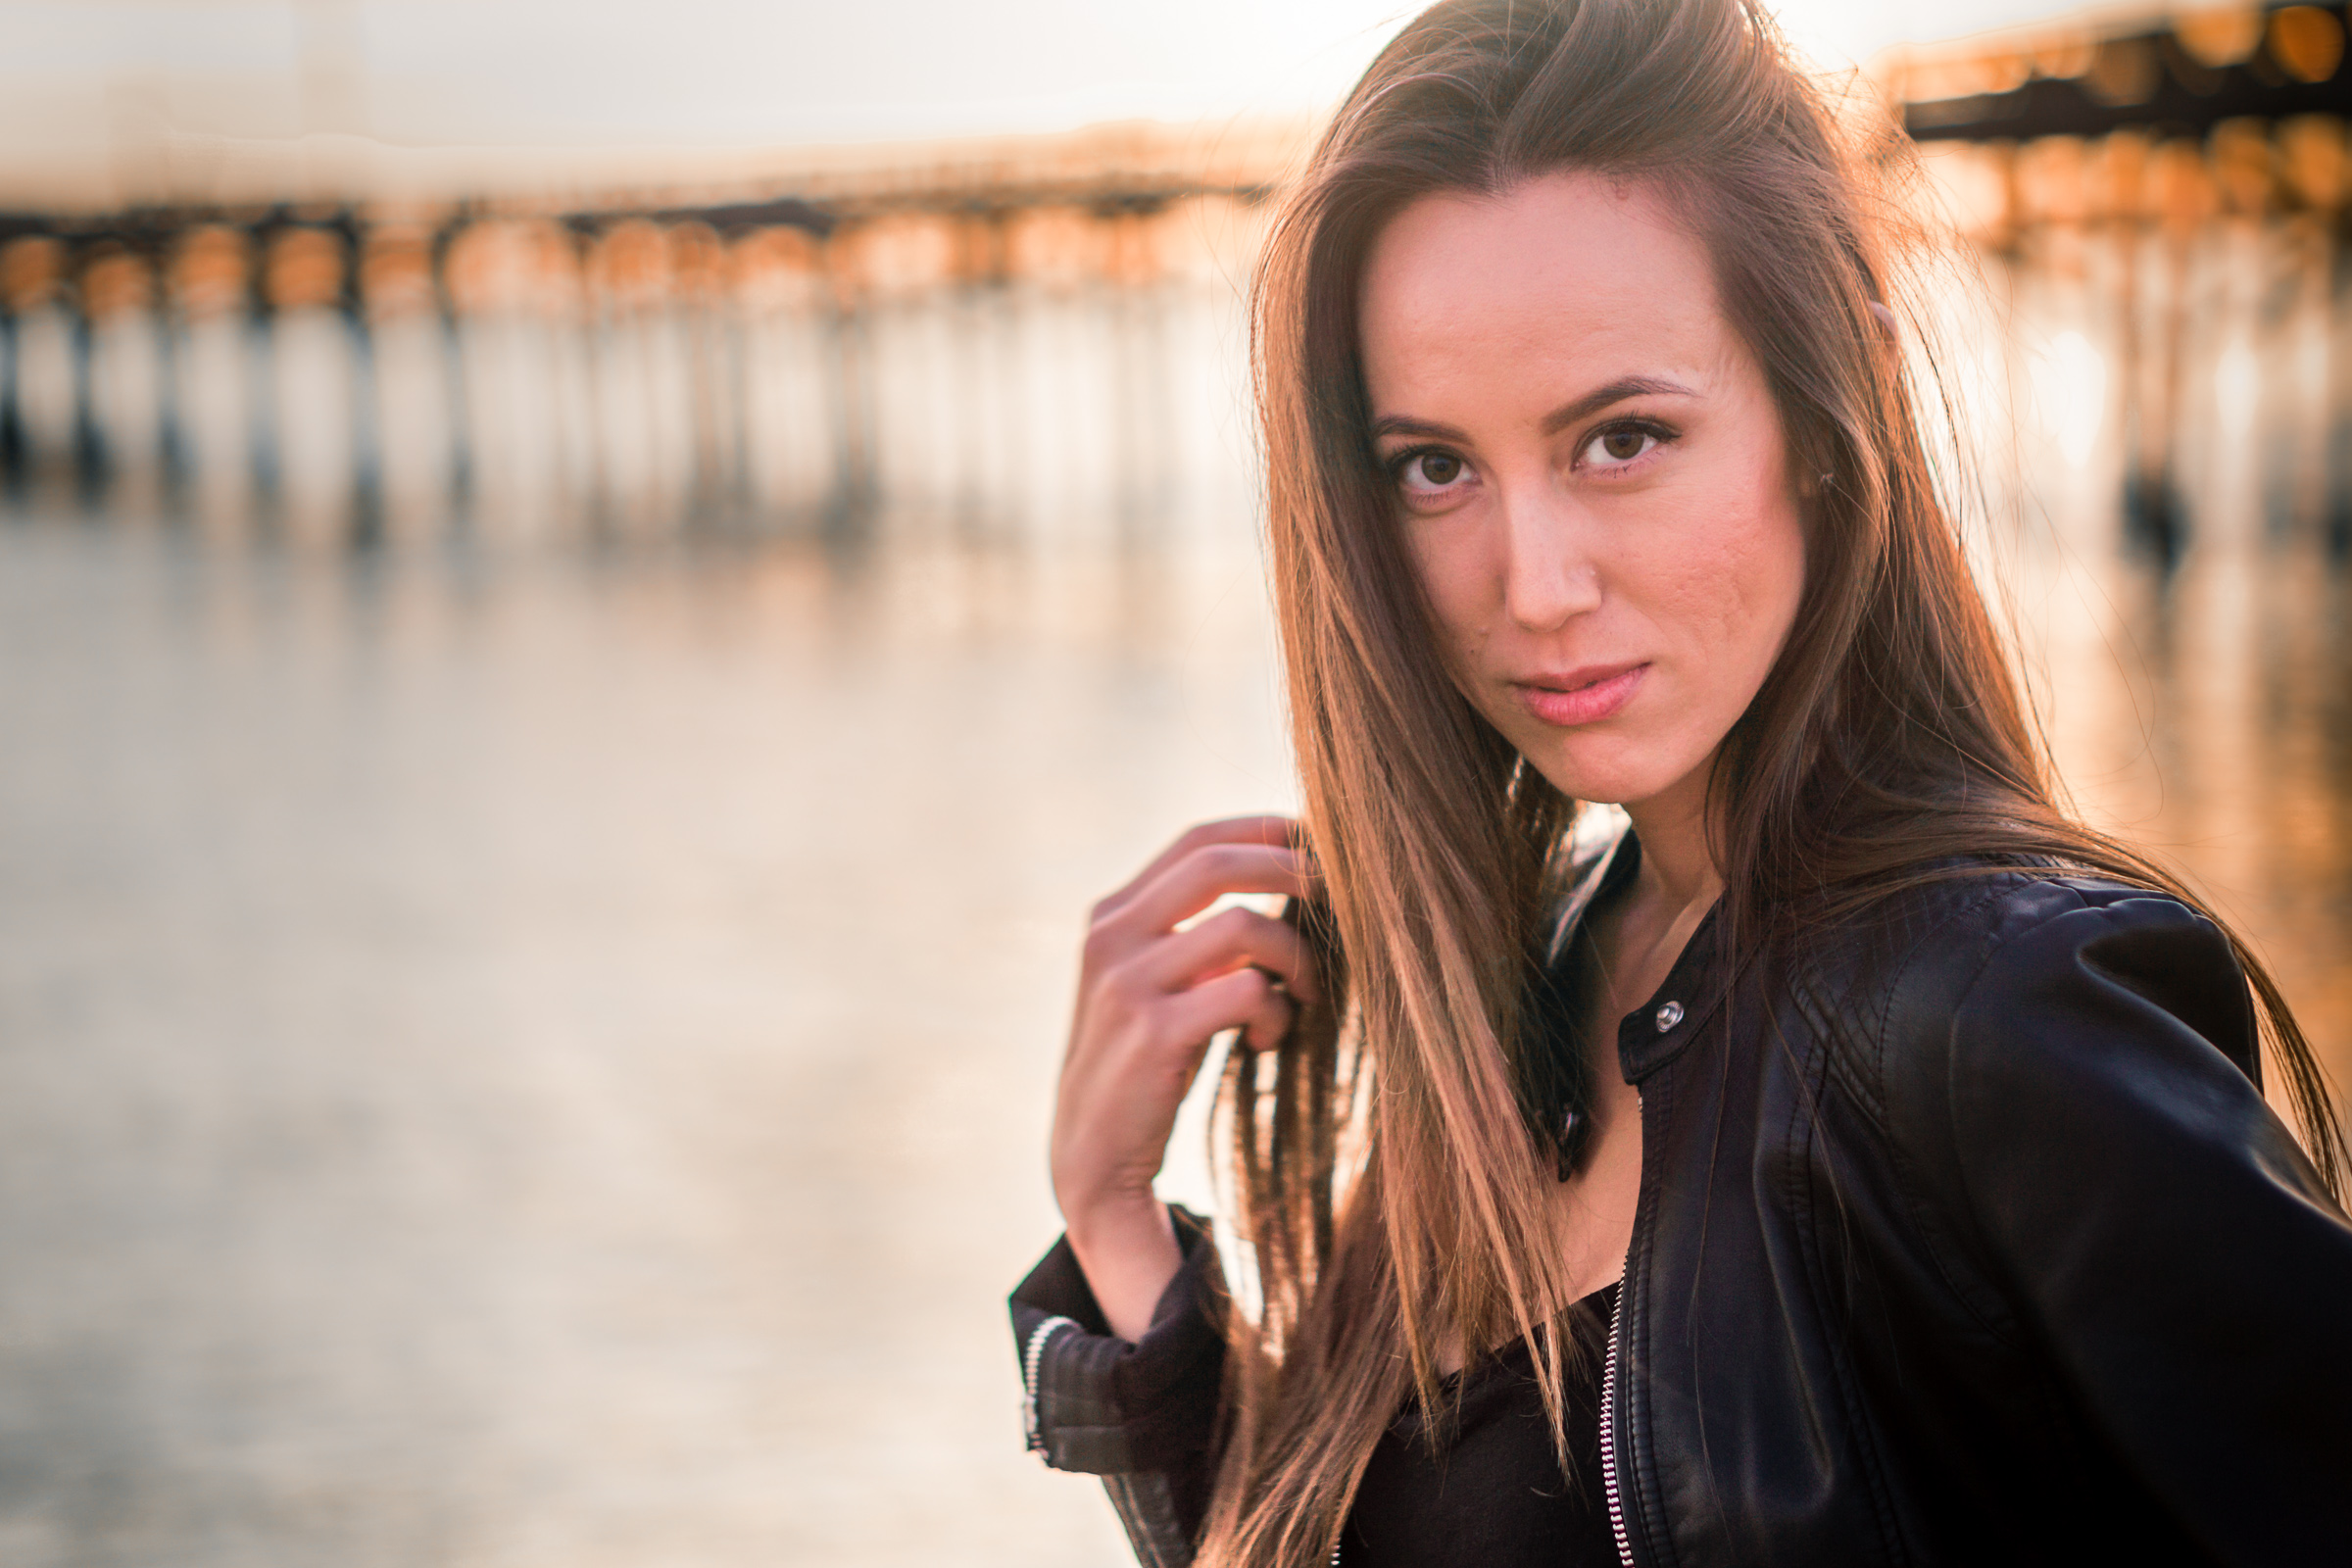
[0, 0, 2088, 201]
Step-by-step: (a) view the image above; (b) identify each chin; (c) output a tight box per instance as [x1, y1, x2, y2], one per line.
[1517, 741, 1687, 808]
[1505, 714, 1712, 804]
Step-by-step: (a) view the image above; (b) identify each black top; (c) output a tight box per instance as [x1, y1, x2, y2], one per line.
[1343, 1282, 1620, 1568]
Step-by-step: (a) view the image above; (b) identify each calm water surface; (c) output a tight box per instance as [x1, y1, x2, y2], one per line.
[0, 509, 1294, 1566]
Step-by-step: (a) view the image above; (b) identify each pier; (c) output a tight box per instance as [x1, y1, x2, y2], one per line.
[0, 122, 1293, 549]
[1895, 0, 2352, 563]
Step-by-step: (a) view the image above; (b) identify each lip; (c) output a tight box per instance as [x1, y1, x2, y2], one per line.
[1510, 662, 1648, 727]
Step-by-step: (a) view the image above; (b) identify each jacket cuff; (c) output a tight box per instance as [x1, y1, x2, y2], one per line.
[1008, 1204, 1226, 1474]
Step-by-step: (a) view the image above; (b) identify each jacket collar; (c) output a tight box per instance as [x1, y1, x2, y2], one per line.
[1576, 820, 1733, 1084]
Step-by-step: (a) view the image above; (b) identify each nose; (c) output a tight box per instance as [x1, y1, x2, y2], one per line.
[1498, 487, 1602, 632]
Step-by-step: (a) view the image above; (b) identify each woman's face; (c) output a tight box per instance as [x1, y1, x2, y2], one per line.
[1357, 172, 1808, 814]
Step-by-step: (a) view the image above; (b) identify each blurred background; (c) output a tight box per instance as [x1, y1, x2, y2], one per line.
[0, 1, 2347, 1563]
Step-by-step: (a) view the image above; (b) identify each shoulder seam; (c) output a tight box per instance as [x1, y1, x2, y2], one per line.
[1867, 874, 2099, 1349]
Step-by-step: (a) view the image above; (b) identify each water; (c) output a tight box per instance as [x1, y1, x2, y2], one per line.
[0, 514, 1292, 1566]
[0, 230, 2347, 1565]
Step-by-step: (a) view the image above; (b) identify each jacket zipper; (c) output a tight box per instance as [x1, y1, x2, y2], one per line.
[1599, 1274, 1635, 1567]
[1603, 1078, 1650, 1568]
[1021, 1314, 1078, 1453]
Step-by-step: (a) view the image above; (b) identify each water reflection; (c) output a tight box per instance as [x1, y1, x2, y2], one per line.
[1980, 199, 2352, 1088]
[0, 223, 2347, 1566]
[0, 509, 1291, 1566]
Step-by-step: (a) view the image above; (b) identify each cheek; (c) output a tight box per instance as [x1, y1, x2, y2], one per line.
[1653, 489, 1806, 679]
[1406, 526, 1497, 662]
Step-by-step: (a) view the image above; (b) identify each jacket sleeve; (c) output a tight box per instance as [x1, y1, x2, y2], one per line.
[1919, 888, 2352, 1566]
[1009, 1204, 1227, 1568]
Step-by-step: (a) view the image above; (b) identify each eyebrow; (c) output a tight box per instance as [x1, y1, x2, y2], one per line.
[1368, 375, 1698, 443]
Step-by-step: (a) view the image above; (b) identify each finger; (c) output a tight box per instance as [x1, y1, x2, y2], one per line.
[1083, 842, 1312, 977]
[1111, 841, 1317, 938]
[1137, 905, 1320, 1004]
[1093, 816, 1301, 923]
[1152, 965, 1298, 1059]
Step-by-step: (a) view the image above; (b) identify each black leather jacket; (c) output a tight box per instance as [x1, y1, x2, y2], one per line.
[1009, 833, 2352, 1566]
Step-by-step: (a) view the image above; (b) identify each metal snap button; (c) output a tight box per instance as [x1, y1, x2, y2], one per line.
[1654, 1000, 1684, 1032]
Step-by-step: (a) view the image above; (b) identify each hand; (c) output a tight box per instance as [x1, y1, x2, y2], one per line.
[1051, 815, 1321, 1341]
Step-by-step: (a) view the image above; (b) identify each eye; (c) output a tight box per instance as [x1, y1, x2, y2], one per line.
[1391, 447, 1473, 497]
[1580, 421, 1669, 469]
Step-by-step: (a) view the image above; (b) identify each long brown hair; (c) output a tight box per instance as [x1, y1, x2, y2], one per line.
[1203, 0, 2348, 1563]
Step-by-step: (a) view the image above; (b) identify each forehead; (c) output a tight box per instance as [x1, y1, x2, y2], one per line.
[1356, 173, 1728, 392]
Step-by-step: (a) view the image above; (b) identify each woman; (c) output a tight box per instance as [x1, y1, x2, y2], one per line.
[1010, 1, 2352, 1563]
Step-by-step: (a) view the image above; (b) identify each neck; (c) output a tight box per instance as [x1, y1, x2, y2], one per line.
[1621, 763, 1724, 914]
